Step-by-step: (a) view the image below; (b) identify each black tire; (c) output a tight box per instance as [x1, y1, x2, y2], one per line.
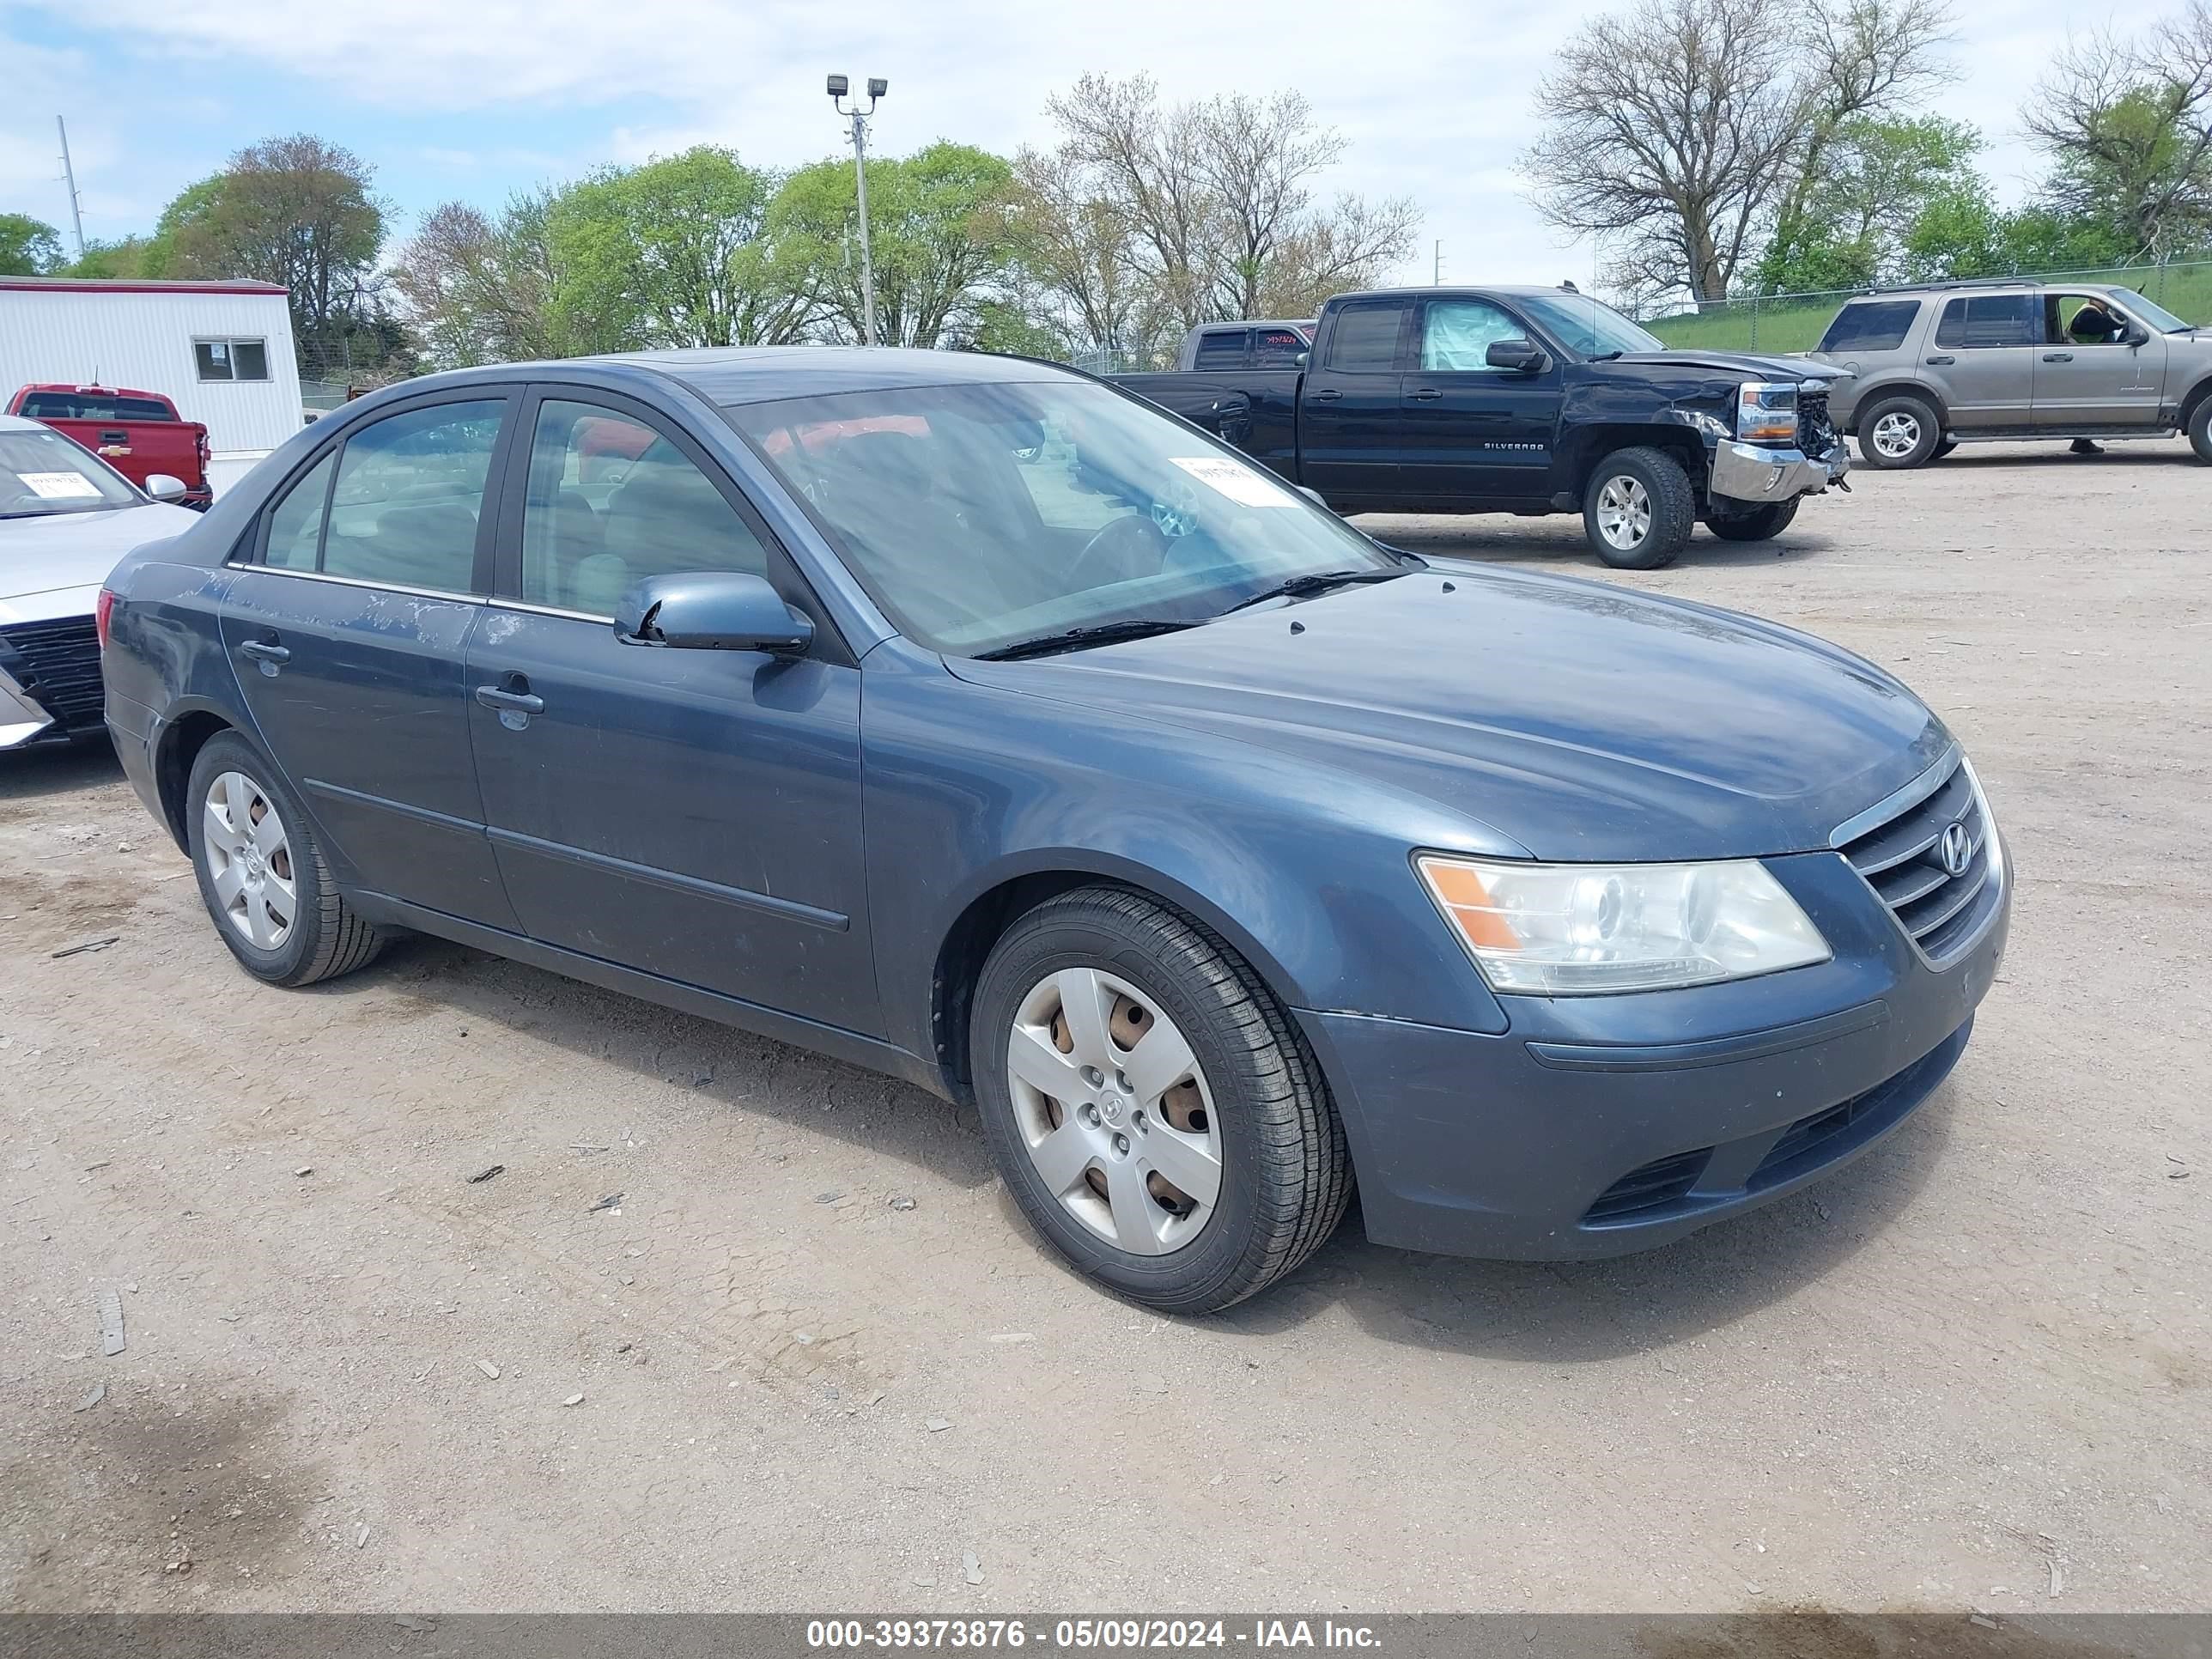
[1856, 394, 1942, 469]
[185, 731, 386, 988]
[1706, 498, 1800, 542]
[2189, 399, 2212, 464]
[969, 886, 1352, 1314]
[1581, 446, 1696, 570]
[1932, 440, 1959, 459]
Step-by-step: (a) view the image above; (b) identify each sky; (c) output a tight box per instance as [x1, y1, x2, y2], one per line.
[0, 0, 2174, 290]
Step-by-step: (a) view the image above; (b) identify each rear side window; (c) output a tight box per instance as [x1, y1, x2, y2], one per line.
[1325, 302, 1407, 372]
[1253, 328, 1306, 368]
[1193, 330, 1248, 370]
[1934, 295, 2039, 349]
[263, 451, 337, 571]
[311, 400, 504, 591]
[1818, 301, 1920, 353]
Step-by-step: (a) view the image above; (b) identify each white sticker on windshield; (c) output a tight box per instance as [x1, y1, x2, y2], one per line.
[18, 471, 102, 501]
[1168, 455, 1295, 507]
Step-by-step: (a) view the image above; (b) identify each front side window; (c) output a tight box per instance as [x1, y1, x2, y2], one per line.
[1420, 299, 1531, 371]
[1192, 330, 1249, 370]
[1818, 301, 1920, 354]
[195, 339, 272, 382]
[1934, 295, 2038, 349]
[311, 400, 503, 591]
[2048, 294, 2130, 344]
[519, 400, 772, 615]
[1324, 302, 1408, 372]
[726, 380, 1398, 656]
[0, 426, 141, 518]
[1517, 292, 1664, 359]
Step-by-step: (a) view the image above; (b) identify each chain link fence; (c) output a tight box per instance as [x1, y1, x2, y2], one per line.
[1627, 259, 2212, 355]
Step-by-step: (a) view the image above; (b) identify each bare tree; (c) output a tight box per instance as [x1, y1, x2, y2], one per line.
[2025, 3, 2212, 259]
[390, 197, 562, 368]
[1523, 0, 1951, 301]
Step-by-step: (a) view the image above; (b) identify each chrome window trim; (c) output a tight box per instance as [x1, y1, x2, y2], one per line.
[487, 598, 613, 625]
[1828, 743, 1962, 848]
[222, 561, 485, 606]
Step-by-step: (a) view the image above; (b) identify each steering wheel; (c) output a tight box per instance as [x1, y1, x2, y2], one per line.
[1064, 513, 1171, 594]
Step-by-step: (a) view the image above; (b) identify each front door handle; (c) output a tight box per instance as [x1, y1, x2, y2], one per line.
[475, 684, 544, 715]
[1407, 387, 1443, 401]
[1925, 356, 1955, 366]
[1311, 388, 1344, 403]
[2043, 351, 2074, 362]
[237, 638, 289, 666]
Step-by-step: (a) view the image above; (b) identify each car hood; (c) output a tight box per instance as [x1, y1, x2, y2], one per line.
[947, 565, 1949, 861]
[1607, 349, 1844, 384]
[0, 502, 199, 624]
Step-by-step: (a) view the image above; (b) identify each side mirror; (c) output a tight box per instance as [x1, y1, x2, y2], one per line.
[1293, 350, 1310, 368]
[614, 571, 813, 655]
[143, 473, 189, 501]
[2123, 322, 2149, 347]
[1486, 339, 1548, 374]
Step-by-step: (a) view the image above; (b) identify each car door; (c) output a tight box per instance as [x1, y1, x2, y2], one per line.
[1398, 296, 1562, 504]
[219, 390, 520, 929]
[465, 387, 879, 1035]
[1299, 297, 1413, 501]
[1924, 295, 2037, 429]
[2033, 293, 2171, 428]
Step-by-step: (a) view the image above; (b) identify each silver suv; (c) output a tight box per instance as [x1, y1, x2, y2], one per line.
[1810, 281, 2212, 469]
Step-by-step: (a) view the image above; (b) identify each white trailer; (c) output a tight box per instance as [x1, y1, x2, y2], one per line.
[0, 276, 304, 498]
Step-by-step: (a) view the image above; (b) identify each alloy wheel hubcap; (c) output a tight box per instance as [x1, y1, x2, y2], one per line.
[203, 770, 297, 950]
[1595, 476, 1651, 549]
[1006, 967, 1223, 1256]
[1873, 411, 1921, 457]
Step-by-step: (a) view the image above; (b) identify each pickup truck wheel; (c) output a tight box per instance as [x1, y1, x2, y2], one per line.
[2188, 398, 2212, 464]
[1706, 499, 1800, 542]
[970, 886, 1352, 1314]
[1858, 395, 1941, 468]
[1583, 447, 1695, 569]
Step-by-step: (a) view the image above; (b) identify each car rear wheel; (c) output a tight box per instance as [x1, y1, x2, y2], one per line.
[1706, 498, 1800, 542]
[186, 732, 386, 988]
[1858, 396, 1942, 469]
[1582, 447, 1695, 570]
[2189, 398, 2212, 464]
[970, 886, 1352, 1314]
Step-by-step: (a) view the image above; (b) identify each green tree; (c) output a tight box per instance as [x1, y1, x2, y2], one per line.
[1755, 115, 1984, 291]
[544, 146, 812, 352]
[61, 235, 163, 279]
[771, 143, 1019, 348]
[0, 213, 64, 275]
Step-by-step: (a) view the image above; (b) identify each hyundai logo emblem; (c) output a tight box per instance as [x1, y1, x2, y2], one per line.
[1939, 820, 1972, 878]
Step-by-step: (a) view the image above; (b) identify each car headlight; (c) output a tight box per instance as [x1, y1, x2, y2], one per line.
[1414, 854, 1831, 995]
[1736, 381, 1799, 444]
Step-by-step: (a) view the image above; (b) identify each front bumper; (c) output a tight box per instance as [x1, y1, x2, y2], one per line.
[1710, 440, 1849, 506]
[0, 615, 105, 750]
[1297, 842, 2008, 1260]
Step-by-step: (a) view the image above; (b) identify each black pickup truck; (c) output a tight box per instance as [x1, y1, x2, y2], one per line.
[1111, 285, 1850, 568]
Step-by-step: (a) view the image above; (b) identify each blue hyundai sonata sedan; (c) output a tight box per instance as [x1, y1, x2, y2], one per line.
[98, 347, 2008, 1313]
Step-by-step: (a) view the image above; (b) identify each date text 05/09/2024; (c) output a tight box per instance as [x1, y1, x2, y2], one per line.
[805, 1619, 1383, 1650]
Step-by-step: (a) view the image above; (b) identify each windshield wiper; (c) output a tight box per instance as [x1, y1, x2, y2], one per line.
[1219, 565, 1415, 616]
[970, 616, 1209, 661]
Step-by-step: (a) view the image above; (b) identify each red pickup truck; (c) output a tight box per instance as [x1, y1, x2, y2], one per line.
[6, 384, 213, 509]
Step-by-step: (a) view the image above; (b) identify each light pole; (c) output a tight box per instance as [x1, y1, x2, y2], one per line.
[826, 75, 886, 347]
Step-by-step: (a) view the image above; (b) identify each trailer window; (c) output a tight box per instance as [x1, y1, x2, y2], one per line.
[196, 339, 272, 382]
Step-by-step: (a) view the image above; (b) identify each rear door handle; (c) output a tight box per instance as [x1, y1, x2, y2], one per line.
[1407, 387, 1443, 401]
[1311, 389, 1344, 403]
[475, 684, 544, 715]
[1925, 356, 1955, 366]
[2043, 351, 2074, 362]
[237, 638, 289, 665]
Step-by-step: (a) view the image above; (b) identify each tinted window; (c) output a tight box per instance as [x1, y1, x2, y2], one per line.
[264, 450, 337, 570]
[1421, 299, 1527, 371]
[1253, 328, 1306, 368]
[1934, 295, 2038, 349]
[1818, 301, 1920, 353]
[17, 392, 173, 421]
[316, 400, 503, 591]
[1324, 302, 1407, 372]
[520, 400, 771, 615]
[1193, 330, 1249, 370]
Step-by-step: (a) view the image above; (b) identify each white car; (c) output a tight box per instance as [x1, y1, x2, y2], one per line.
[1, 411, 200, 750]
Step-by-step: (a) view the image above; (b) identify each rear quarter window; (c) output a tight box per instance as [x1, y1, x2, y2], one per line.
[1192, 330, 1249, 370]
[1818, 301, 1920, 354]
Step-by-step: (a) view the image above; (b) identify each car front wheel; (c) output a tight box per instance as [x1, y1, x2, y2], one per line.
[970, 886, 1352, 1313]
[186, 732, 386, 988]
[1706, 498, 1800, 542]
[1582, 447, 1695, 569]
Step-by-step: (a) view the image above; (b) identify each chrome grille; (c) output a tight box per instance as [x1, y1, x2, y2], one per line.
[1834, 749, 1999, 964]
[0, 617, 105, 736]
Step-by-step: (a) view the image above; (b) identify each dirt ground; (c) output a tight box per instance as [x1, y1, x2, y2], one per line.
[2, 438, 2206, 1618]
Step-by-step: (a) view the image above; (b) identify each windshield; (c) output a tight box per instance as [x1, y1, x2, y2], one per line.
[2112, 289, 2193, 334]
[0, 428, 141, 519]
[1519, 293, 1666, 358]
[726, 380, 1398, 656]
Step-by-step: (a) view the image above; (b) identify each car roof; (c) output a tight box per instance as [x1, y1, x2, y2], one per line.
[1334, 285, 1592, 303]
[413, 345, 1083, 409]
[0, 410, 52, 433]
